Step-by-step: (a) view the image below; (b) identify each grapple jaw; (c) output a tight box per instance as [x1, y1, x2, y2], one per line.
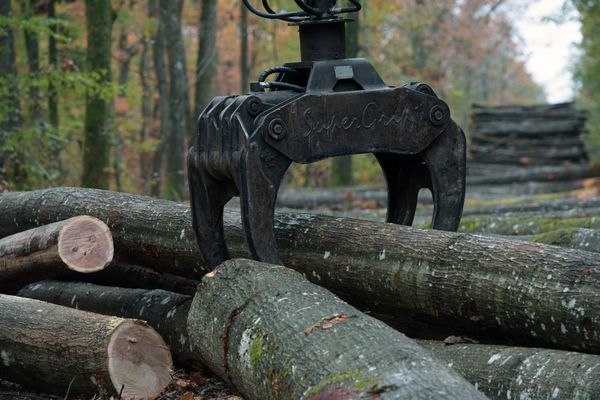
[188, 0, 465, 269]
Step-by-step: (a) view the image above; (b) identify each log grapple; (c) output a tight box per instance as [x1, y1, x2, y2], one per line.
[188, 0, 467, 268]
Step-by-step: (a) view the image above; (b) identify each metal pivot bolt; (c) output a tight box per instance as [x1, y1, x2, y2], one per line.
[247, 98, 262, 116]
[268, 118, 286, 140]
[430, 105, 447, 126]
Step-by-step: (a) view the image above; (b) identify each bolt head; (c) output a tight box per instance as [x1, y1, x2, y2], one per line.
[429, 105, 447, 126]
[268, 119, 286, 140]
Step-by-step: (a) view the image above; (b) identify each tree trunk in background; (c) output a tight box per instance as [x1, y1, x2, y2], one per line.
[194, 0, 218, 118]
[139, 35, 153, 185]
[240, 2, 249, 94]
[330, 12, 359, 187]
[48, 0, 59, 129]
[149, 0, 170, 197]
[22, 1, 43, 122]
[159, 0, 190, 200]
[187, 259, 485, 400]
[0, 0, 21, 185]
[83, 0, 114, 189]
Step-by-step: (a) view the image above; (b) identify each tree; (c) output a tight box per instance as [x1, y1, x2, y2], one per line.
[572, 1, 600, 161]
[0, 0, 21, 186]
[194, 0, 219, 117]
[159, 0, 190, 200]
[82, 0, 114, 189]
[240, 2, 249, 93]
[330, 12, 359, 187]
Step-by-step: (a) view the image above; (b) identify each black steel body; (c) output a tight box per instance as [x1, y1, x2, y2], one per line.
[188, 1, 467, 268]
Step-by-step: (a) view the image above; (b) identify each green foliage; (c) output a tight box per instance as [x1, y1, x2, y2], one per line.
[571, 1, 600, 161]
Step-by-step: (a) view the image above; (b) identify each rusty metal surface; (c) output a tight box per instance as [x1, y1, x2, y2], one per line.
[188, 0, 466, 268]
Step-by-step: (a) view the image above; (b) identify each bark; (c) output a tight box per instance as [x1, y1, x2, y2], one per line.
[0, 216, 113, 292]
[467, 163, 600, 186]
[418, 340, 600, 400]
[83, 0, 114, 189]
[159, 0, 190, 200]
[533, 228, 600, 254]
[22, 0, 43, 121]
[149, 0, 170, 196]
[65, 261, 199, 295]
[48, 0, 59, 128]
[462, 196, 600, 216]
[188, 259, 485, 400]
[330, 12, 359, 187]
[240, 2, 249, 93]
[139, 34, 153, 182]
[0, 0, 21, 183]
[459, 214, 600, 236]
[0, 294, 172, 398]
[4, 188, 600, 352]
[19, 280, 196, 367]
[194, 0, 218, 117]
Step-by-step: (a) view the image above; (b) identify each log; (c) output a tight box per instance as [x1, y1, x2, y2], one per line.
[0, 216, 113, 292]
[19, 280, 196, 367]
[418, 340, 600, 400]
[459, 215, 600, 236]
[23, 281, 600, 400]
[64, 261, 199, 295]
[467, 164, 600, 185]
[188, 258, 486, 399]
[0, 294, 172, 398]
[462, 196, 600, 217]
[533, 228, 600, 254]
[3, 188, 600, 352]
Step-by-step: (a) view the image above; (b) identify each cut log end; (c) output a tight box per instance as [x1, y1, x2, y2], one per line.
[58, 216, 114, 273]
[107, 320, 173, 399]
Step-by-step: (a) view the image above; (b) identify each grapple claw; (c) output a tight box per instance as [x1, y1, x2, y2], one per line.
[188, 1, 466, 269]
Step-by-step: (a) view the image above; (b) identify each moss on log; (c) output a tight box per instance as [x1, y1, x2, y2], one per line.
[533, 228, 600, 254]
[0, 294, 172, 398]
[3, 188, 600, 352]
[418, 340, 600, 400]
[459, 215, 600, 236]
[188, 259, 486, 400]
[0, 216, 113, 292]
[18, 280, 195, 367]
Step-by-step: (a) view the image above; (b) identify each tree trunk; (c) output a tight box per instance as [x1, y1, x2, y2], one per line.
[22, 0, 44, 122]
[330, 11, 358, 187]
[0, 216, 113, 292]
[3, 188, 600, 353]
[19, 280, 196, 367]
[0, 0, 21, 184]
[149, 0, 170, 197]
[187, 259, 485, 399]
[83, 0, 114, 189]
[240, 2, 249, 93]
[139, 34, 154, 185]
[194, 0, 218, 117]
[48, 0, 59, 129]
[468, 163, 600, 186]
[459, 214, 600, 236]
[533, 228, 600, 253]
[159, 0, 190, 200]
[418, 340, 600, 400]
[0, 294, 172, 398]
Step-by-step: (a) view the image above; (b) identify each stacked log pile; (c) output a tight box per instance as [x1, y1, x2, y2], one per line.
[3, 187, 600, 399]
[469, 102, 588, 168]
